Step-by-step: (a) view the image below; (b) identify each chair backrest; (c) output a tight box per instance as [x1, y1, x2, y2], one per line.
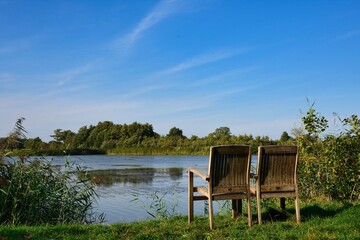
[208, 145, 251, 194]
[257, 146, 299, 192]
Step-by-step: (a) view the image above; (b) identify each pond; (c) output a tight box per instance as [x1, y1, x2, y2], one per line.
[48, 155, 257, 224]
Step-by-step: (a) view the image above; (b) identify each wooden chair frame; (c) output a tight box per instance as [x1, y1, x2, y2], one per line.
[254, 146, 300, 224]
[188, 145, 253, 230]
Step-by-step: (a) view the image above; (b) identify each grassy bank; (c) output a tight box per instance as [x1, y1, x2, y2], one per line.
[107, 147, 208, 156]
[0, 201, 359, 240]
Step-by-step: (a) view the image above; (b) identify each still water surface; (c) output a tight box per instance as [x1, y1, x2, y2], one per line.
[48, 155, 256, 224]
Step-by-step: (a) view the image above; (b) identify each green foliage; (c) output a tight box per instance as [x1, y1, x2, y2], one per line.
[297, 104, 360, 201]
[279, 131, 291, 143]
[167, 127, 184, 138]
[50, 129, 76, 148]
[0, 156, 102, 225]
[0, 119, 103, 226]
[213, 127, 231, 139]
[1, 119, 279, 156]
[302, 105, 328, 138]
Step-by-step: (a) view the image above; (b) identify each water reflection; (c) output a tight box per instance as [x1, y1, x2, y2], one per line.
[45, 155, 226, 223]
[83, 167, 184, 186]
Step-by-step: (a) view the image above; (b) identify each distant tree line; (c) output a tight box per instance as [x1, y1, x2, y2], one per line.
[0, 121, 293, 155]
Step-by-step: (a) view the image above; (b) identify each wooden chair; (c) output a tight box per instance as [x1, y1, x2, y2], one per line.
[253, 146, 300, 224]
[188, 145, 252, 230]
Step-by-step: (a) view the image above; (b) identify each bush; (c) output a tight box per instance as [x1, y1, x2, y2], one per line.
[297, 103, 360, 201]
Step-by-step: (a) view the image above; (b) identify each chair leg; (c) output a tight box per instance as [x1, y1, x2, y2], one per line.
[256, 192, 262, 224]
[280, 197, 285, 213]
[232, 200, 236, 218]
[209, 197, 214, 230]
[188, 171, 194, 224]
[239, 199, 243, 216]
[247, 193, 252, 227]
[232, 199, 242, 218]
[295, 195, 300, 223]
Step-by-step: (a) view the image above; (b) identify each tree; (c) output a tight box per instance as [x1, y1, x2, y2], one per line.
[23, 137, 43, 150]
[74, 126, 92, 148]
[167, 127, 184, 138]
[214, 127, 231, 138]
[212, 127, 231, 143]
[50, 129, 75, 148]
[280, 131, 291, 142]
[51, 129, 63, 142]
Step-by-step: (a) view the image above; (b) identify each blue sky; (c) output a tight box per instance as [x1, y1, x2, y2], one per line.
[1, 0, 359, 141]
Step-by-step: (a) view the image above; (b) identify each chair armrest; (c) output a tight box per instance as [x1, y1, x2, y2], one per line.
[188, 168, 209, 181]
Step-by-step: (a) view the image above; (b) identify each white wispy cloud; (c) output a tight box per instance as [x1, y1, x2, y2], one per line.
[204, 87, 249, 100]
[130, 48, 250, 84]
[55, 101, 141, 117]
[121, 84, 174, 99]
[0, 44, 25, 55]
[158, 49, 249, 76]
[112, 0, 184, 53]
[188, 67, 256, 87]
[53, 63, 94, 86]
[0, 36, 38, 55]
[38, 85, 90, 98]
[136, 86, 251, 118]
[122, 48, 250, 97]
[335, 30, 360, 41]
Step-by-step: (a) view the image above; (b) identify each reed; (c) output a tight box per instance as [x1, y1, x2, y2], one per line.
[0, 155, 103, 225]
[0, 118, 103, 226]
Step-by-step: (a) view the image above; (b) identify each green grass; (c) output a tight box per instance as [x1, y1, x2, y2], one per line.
[0, 201, 359, 240]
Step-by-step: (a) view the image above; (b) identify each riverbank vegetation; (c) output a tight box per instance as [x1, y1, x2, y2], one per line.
[1, 120, 279, 156]
[0, 119, 103, 226]
[297, 103, 360, 201]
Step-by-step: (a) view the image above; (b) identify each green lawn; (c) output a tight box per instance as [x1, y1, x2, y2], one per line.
[0, 201, 359, 240]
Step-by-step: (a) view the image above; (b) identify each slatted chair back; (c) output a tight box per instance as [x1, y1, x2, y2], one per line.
[257, 146, 298, 193]
[209, 145, 251, 195]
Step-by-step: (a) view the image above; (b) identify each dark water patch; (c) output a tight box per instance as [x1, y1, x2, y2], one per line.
[82, 167, 184, 186]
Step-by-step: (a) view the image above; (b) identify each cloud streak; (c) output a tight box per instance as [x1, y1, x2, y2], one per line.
[334, 30, 360, 41]
[54, 63, 94, 86]
[158, 48, 249, 76]
[113, 0, 184, 53]
[0, 36, 38, 55]
[121, 84, 174, 99]
[122, 48, 250, 99]
[188, 67, 256, 87]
